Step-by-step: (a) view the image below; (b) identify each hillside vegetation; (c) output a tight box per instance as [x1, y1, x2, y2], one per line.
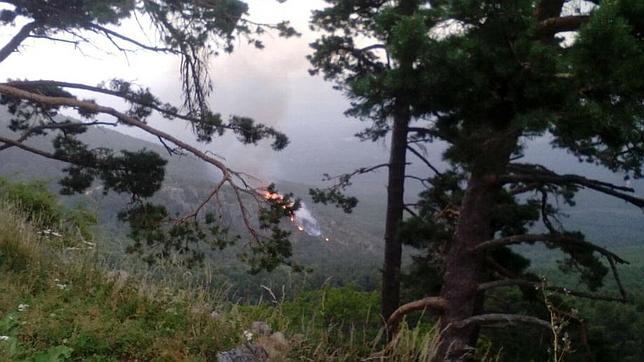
[0, 182, 441, 361]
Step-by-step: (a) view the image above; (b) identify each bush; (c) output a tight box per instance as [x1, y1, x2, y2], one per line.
[0, 177, 96, 242]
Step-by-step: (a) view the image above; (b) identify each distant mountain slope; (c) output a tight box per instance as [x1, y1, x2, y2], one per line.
[0, 109, 385, 280]
[1, 107, 643, 273]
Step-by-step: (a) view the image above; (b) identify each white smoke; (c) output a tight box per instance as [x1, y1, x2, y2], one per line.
[294, 202, 322, 237]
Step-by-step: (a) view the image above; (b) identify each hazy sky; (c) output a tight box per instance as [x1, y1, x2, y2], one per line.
[0, 0, 405, 190]
[0, 0, 638, 195]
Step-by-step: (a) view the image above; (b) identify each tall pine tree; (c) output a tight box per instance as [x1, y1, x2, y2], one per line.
[311, 0, 644, 359]
[309, 0, 438, 320]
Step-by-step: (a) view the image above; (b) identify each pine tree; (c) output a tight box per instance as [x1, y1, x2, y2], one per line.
[310, 0, 644, 359]
[309, 0, 436, 320]
[0, 0, 300, 270]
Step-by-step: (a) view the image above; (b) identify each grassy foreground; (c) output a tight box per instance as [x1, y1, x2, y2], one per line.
[0, 198, 438, 361]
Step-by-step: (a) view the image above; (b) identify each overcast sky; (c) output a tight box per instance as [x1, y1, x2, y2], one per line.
[0, 0, 638, 195]
[0, 0, 397, 186]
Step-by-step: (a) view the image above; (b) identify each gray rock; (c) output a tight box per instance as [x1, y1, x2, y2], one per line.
[250, 321, 272, 336]
[216, 344, 268, 362]
[210, 310, 222, 321]
[105, 270, 129, 292]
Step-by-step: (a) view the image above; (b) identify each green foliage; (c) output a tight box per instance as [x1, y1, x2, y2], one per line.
[309, 187, 358, 213]
[0, 177, 97, 242]
[242, 184, 301, 273]
[0, 202, 444, 361]
[281, 285, 379, 328]
[0, 178, 59, 223]
[1, 0, 298, 272]
[119, 202, 239, 268]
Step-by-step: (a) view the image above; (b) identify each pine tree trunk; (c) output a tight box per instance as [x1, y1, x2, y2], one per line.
[434, 135, 517, 361]
[380, 0, 417, 321]
[381, 108, 410, 320]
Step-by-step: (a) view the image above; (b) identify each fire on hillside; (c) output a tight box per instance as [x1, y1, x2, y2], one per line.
[261, 188, 330, 242]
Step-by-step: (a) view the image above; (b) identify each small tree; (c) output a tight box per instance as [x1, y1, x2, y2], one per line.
[0, 0, 301, 270]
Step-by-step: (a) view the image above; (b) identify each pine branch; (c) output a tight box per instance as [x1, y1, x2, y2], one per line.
[0, 135, 69, 162]
[407, 126, 453, 143]
[6, 80, 286, 144]
[534, 0, 566, 21]
[0, 83, 263, 243]
[502, 163, 644, 208]
[0, 121, 118, 152]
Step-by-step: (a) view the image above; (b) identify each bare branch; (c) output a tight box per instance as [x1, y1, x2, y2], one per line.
[322, 163, 392, 185]
[403, 205, 418, 217]
[537, 15, 590, 36]
[406, 174, 434, 189]
[0, 21, 39, 63]
[502, 163, 644, 208]
[478, 279, 628, 303]
[179, 177, 227, 222]
[607, 257, 628, 301]
[87, 24, 178, 53]
[28, 35, 80, 46]
[472, 233, 628, 265]
[451, 313, 551, 331]
[407, 145, 442, 176]
[386, 296, 447, 331]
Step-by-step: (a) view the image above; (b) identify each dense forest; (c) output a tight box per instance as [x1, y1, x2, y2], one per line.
[1, 0, 644, 361]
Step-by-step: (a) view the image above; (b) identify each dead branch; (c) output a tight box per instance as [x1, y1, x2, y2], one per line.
[403, 205, 418, 217]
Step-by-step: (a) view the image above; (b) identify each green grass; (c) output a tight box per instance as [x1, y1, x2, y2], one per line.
[0, 200, 441, 361]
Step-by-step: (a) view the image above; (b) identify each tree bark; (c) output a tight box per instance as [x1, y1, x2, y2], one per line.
[434, 135, 517, 361]
[381, 106, 411, 320]
[380, 0, 418, 321]
[0, 21, 38, 63]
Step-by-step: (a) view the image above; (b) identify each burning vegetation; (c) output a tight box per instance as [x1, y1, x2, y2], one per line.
[261, 187, 326, 240]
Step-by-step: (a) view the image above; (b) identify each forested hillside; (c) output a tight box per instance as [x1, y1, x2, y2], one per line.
[2, 0, 644, 361]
